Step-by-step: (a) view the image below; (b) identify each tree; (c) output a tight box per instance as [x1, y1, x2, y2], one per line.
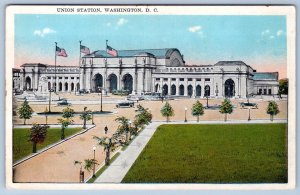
[160, 102, 174, 122]
[58, 106, 74, 140]
[278, 79, 288, 98]
[191, 100, 204, 122]
[267, 101, 280, 121]
[74, 159, 98, 183]
[93, 136, 118, 165]
[62, 106, 75, 119]
[58, 118, 72, 140]
[219, 99, 233, 121]
[115, 116, 130, 143]
[18, 99, 33, 125]
[134, 104, 153, 129]
[28, 124, 49, 153]
[80, 106, 92, 129]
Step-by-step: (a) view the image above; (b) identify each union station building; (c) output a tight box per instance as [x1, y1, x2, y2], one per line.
[14, 48, 279, 98]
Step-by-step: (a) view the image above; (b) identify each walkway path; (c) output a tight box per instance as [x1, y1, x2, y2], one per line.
[95, 119, 287, 183]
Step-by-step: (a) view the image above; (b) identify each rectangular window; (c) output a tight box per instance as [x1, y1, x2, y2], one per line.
[205, 78, 210, 81]
[264, 89, 267, 95]
[59, 77, 62, 79]
[65, 77, 68, 79]
[196, 78, 201, 81]
[179, 78, 184, 81]
[47, 77, 51, 79]
[171, 78, 176, 81]
[258, 89, 262, 95]
[77, 77, 79, 79]
[163, 78, 168, 81]
[155, 78, 160, 81]
[188, 78, 192, 81]
[268, 89, 272, 95]
[71, 77, 74, 79]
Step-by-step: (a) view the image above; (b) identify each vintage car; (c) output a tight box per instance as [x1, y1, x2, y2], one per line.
[116, 101, 134, 108]
[57, 99, 71, 106]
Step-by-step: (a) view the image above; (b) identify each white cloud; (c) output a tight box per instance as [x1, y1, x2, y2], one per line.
[261, 29, 270, 36]
[33, 27, 56, 37]
[117, 18, 128, 26]
[188, 25, 202, 33]
[277, 30, 284, 36]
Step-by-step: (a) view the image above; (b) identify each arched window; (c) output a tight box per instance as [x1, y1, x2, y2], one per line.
[179, 85, 184, 95]
[171, 85, 176, 95]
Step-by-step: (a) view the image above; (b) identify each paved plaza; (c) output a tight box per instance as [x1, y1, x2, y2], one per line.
[12, 93, 288, 183]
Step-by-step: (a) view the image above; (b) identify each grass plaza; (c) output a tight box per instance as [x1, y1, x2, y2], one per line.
[122, 124, 287, 183]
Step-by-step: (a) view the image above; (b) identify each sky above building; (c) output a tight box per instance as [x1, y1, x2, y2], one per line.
[14, 14, 287, 78]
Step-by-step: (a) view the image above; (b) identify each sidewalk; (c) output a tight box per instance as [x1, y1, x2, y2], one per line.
[94, 119, 287, 183]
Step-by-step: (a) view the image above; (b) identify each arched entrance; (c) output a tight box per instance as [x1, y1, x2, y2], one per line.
[187, 85, 193, 97]
[64, 82, 68, 91]
[108, 74, 118, 92]
[179, 85, 184, 95]
[76, 83, 80, 91]
[196, 85, 201, 97]
[25, 77, 31, 90]
[93, 73, 103, 92]
[204, 85, 210, 97]
[162, 84, 168, 96]
[155, 84, 160, 92]
[59, 82, 62, 91]
[71, 83, 74, 91]
[123, 74, 133, 93]
[225, 79, 235, 97]
[171, 85, 176, 95]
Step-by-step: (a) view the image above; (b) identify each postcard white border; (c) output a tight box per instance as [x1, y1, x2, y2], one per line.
[5, 5, 296, 190]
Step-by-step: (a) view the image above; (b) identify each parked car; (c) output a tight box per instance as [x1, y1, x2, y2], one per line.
[79, 89, 89, 94]
[57, 99, 71, 106]
[116, 101, 134, 108]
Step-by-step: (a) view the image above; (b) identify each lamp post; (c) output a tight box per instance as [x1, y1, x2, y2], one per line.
[98, 87, 103, 112]
[91, 111, 94, 125]
[48, 88, 53, 113]
[184, 107, 187, 122]
[92, 146, 96, 178]
[248, 108, 251, 121]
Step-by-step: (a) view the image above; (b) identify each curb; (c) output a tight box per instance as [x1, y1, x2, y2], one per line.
[13, 124, 96, 167]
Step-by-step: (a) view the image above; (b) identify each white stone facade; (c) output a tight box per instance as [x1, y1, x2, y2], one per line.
[17, 48, 279, 98]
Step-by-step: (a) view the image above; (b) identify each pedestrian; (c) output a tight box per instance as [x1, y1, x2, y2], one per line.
[104, 125, 108, 134]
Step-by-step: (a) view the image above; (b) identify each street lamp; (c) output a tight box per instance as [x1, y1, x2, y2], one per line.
[98, 87, 103, 112]
[92, 146, 96, 178]
[248, 108, 251, 121]
[91, 111, 94, 125]
[48, 88, 54, 113]
[184, 107, 187, 122]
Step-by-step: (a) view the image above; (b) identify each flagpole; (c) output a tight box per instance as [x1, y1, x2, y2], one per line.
[55, 42, 57, 93]
[78, 40, 82, 94]
[106, 40, 108, 48]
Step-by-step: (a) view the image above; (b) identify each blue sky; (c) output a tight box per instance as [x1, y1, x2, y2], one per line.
[14, 14, 287, 77]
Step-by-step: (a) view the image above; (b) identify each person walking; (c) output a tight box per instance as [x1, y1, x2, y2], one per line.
[104, 125, 108, 134]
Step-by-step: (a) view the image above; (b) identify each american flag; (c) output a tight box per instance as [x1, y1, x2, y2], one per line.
[56, 46, 68, 57]
[106, 45, 118, 57]
[80, 45, 90, 55]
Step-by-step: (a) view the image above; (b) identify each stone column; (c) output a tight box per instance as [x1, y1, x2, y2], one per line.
[176, 78, 179, 96]
[193, 78, 196, 98]
[184, 78, 188, 96]
[168, 78, 171, 95]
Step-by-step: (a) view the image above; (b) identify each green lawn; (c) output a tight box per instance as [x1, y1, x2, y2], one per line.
[13, 127, 82, 163]
[122, 124, 288, 183]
